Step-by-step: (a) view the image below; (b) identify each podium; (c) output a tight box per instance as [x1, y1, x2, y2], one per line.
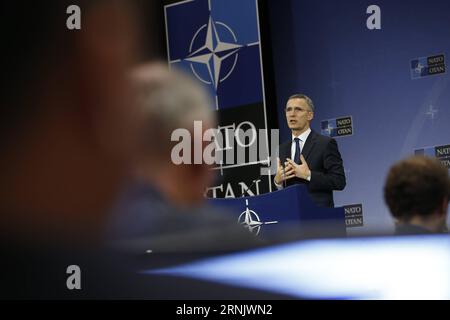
[208, 185, 345, 237]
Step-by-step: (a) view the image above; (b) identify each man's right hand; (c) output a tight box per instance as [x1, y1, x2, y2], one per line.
[274, 157, 295, 185]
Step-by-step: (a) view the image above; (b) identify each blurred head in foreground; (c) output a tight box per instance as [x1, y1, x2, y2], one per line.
[108, 64, 265, 253]
[384, 155, 450, 234]
[131, 62, 216, 206]
[0, 0, 142, 245]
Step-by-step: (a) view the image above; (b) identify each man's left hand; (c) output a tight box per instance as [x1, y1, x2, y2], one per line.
[286, 155, 311, 180]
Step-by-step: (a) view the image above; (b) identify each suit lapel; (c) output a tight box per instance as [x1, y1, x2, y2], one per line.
[301, 130, 317, 161]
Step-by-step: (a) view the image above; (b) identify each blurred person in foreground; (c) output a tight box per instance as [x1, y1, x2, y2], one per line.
[384, 155, 450, 235]
[0, 0, 152, 299]
[108, 63, 263, 254]
[0, 1, 295, 300]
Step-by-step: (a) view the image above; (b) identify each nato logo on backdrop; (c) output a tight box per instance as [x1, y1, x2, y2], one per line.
[164, 0, 263, 110]
[344, 204, 364, 228]
[415, 144, 450, 169]
[410, 54, 446, 80]
[321, 116, 353, 138]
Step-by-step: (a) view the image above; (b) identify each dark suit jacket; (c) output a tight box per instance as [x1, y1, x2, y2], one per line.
[278, 130, 346, 207]
[108, 181, 265, 253]
[394, 224, 433, 235]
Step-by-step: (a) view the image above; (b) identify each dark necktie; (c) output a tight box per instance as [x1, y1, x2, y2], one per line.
[294, 137, 301, 164]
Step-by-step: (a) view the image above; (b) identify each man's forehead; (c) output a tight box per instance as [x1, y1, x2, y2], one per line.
[286, 98, 308, 107]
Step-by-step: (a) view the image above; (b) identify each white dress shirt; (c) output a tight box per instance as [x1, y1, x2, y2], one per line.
[274, 128, 312, 189]
[290, 128, 311, 162]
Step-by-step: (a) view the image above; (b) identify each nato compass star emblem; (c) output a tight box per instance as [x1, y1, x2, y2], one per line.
[425, 104, 438, 120]
[238, 200, 278, 236]
[323, 122, 334, 136]
[185, 16, 242, 92]
[415, 62, 425, 74]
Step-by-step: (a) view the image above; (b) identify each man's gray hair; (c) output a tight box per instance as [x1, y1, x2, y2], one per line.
[287, 94, 315, 112]
[132, 62, 215, 152]
[133, 63, 215, 129]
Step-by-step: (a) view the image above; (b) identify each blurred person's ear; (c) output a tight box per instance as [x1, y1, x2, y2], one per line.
[187, 163, 216, 204]
[436, 197, 449, 233]
[441, 197, 449, 216]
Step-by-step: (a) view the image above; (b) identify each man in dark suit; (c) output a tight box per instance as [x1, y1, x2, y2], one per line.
[274, 94, 346, 207]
